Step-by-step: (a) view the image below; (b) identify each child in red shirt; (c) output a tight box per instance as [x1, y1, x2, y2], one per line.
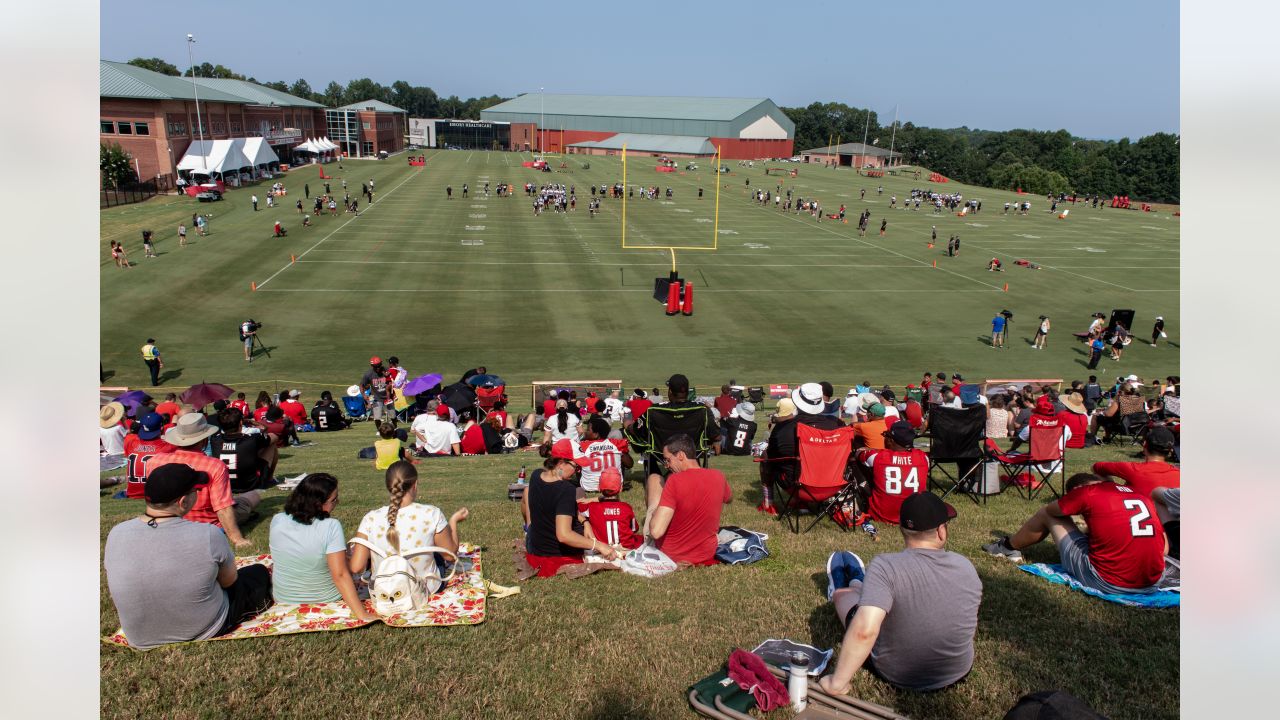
[580, 469, 642, 550]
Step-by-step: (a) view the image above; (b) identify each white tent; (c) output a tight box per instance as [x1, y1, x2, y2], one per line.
[241, 137, 279, 169]
[178, 139, 253, 178]
[318, 137, 337, 151]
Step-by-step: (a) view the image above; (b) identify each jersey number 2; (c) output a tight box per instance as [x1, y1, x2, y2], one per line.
[1122, 499, 1155, 537]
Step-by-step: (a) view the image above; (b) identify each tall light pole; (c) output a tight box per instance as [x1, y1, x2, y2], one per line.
[539, 86, 545, 157]
[187, 33, 207, 172]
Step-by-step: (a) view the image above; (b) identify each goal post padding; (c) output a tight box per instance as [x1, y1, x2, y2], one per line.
[530, 380, 624, 411]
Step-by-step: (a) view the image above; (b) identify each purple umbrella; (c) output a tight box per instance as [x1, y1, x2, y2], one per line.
[402, 373, 444, 397]
[114, 390, 152, 417]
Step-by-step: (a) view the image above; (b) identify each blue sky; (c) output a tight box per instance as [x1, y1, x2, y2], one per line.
[100, 0, 1178, 139]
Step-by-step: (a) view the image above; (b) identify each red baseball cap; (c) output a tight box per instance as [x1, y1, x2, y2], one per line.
[598, 468, 622, 495]
[369, 356, 382, 365]
[435, 404, 452, 418]
[550, 439, 583, 465]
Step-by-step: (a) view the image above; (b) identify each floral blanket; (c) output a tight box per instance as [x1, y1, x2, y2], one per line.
[104, 544, 486, 648]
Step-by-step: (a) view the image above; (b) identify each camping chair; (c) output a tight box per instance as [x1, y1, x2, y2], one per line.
[747, 386, 765, 405]
[342, 395, 369, 421]
[627, 404, 718, 470]
[984, 422, 1067, 500]
[924, 405, 987, 504]
[772, 425, 858, 534]
[474, 385, 505, 421]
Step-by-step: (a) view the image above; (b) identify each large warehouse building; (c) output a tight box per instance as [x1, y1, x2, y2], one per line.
[479, 93, 794, 160]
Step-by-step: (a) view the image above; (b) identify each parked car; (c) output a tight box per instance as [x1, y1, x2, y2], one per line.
[790, 156, 803, 162]
[195, 190, 223, 202]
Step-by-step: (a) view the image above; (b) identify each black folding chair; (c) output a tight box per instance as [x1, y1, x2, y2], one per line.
[924, 405, 987, 504]
[747, 387, 765, 406]
[626, 403, 718, 472]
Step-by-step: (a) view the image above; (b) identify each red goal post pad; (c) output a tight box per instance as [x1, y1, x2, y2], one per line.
[530, 380, 624, 411]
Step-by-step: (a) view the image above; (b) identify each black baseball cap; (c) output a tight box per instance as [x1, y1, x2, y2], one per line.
[899, 493, 957, 531]
[883, 420, 917, 448]
[1146, 426, 1176, 451]
[666, 374, 689, 392]
[144, 463, 209, 504]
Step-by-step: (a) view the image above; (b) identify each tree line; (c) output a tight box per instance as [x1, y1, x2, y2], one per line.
[781, 102, 1179, 203]
[124, 59, 1178, 203]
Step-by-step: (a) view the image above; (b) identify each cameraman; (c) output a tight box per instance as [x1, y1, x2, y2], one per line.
[239, 320, 260, 363]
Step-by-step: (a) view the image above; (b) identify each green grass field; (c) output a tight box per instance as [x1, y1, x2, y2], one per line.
[99, 151, 1178, 720]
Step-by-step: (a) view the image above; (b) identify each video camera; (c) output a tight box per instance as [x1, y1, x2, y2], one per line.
[244, 319, 263, 332]
[239, 319, 263, 342]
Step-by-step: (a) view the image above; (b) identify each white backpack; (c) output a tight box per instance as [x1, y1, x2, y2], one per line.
[350, 537, 456, 616]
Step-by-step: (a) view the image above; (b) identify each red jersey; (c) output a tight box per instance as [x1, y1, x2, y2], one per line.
[144, 450, 235, 526]
[122, 434, 176, 499]
[459, 424, 487, 454]
[1056, 482, 1166, 589]
[1091, 461, 1180, 499]
[575, 438, 630, 492]
[1057, 411, 1088, 449]
[582, 500, 642, 549]
[229, 399, 249, 417]
[280, 399, 308, 426]
[903, 400, 924, 429]
[857, 447, 930, 524]
[154, 401, 182, 420]
[253, 406, 270, 423]
[655, 468, 731, 565]
[625, 398, 652, 421]
[542, 399, 558, 419]
[713, 394, 738, 419]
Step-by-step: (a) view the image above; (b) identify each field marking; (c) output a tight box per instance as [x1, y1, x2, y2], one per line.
[253, 165, 427, 289]
[298, 259, 928, 268]
[256, 287, 997, 294]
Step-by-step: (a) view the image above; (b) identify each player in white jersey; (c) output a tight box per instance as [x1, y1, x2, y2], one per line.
[574, 417, 633, 492]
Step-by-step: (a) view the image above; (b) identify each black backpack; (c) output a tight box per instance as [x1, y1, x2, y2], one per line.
[1004, 690, 1109, 720]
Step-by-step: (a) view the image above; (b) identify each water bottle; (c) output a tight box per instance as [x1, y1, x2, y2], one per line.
[517, 466, 527, 485]
[788, 652, 809, 711]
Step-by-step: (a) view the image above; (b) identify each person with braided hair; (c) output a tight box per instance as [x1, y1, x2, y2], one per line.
[349, 461, 468, 585]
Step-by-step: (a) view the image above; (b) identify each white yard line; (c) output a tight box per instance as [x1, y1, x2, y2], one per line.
[295, 259, 927, 268]
[257, 287, 995, 294]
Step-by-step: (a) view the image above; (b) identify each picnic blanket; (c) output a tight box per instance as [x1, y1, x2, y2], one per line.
[104, 544, 486, 648]
[1019, 563, 1180, 608]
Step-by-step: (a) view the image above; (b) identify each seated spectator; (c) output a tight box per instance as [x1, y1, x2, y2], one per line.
[720, 402, 758, 456]
[603, 391, 625, 424]
[521, 443, 616, 576]
[576, 417, 633, 492]
[624, 388, 651, 424]
[252, 391, 273, 424]
[543, 399, 581, 444]
[487, 399, 511, 429]
[209, 408, 277, 492]
[1151, 487, 1180, 560]
[122, 412, 176, 498]
[759, 384, 842, 515]
[1058, 392, 1091, 448]
[630, 374, 721, 528]
[841, 389, 861, 422]
[458, 411, 488, 455]
[854, 421, 930, 526]
[411, 404, 461, 456]
[1156, 387, 1180, 418]
[852, 403, 889, 450]
[374, 420, 412, 470]
[229, 392, 250, 417]
[100, 402, 128, 460]
[1092, 382, 1148, 442]
[985, 473, 1168, 594]
[985, 394, 1012, 439]
[481, 414, 507, 453]
[1006, 396, 1072, 453]
[279, 390, 308, 427]
[104, 464, 273, 649]
[144, 413, 263, 548]
[580, 469, 643, 550]
[262, 406, 302, 448]
[349, 461, 468, 587]
[902, 392, 924, 429]
[269, 473, 373, 622]
[819, 493, 981, 693]
[311, 390, 350, 431]
[820, 381, 841, 418]
[1092, 427, 1179, 498]
[154, 393, 182, 421]
[649, 434, 732, 566]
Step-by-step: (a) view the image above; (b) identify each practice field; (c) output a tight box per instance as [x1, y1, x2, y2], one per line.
[98, 151, 1178, 720]
[100, 150, 1178, 395]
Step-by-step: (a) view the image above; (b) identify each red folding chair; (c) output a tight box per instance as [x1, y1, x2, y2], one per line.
[771, 425, 858, 533]
[984, 422, 1066, 500]
[474, 385, 505, 420]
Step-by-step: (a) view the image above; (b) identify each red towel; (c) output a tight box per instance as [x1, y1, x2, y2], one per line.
[727, 649, 789, 711]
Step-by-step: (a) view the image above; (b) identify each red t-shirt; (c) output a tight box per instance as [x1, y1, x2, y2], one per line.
[253, 406, 271, 424]
[1058, 411, 1089, 449]
[154, 401, 182, 420]
[144, 450, 235, 527]
[582, 500, 642, 549]
[655, 468, 731, 565]
[903, 400, 924, 429]
[542, 399, 558, 419]
[488, 410, 508, 427]
[857, 448, 930, 524]
[280, 399, 308, 426]
[459, 424, 487, 454]
[229, 400, 249, 416]
[625, 398, 652, 420]
[1091, 461, 1180, 498]
[713, 394, 738, 419]
[122, 434, 176, 499]
[1056, 482, 1166, 589]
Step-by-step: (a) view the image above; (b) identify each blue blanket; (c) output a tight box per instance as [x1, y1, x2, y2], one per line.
[1018, 563, 1180, 608]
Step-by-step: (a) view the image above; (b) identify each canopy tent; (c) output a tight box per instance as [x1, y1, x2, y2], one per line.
[178, 139, 253, 180]
[241, 137, 280, 170]
[317, 137, 338, 151]
[294, 138, 321, 153]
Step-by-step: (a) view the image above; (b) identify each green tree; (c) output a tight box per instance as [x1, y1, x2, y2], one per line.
[321, 81, 345, 107]
[100, 143, 135, 189]
[183, 62, 244, 79]
[127, 57, 180, 75]
[289, 79, 314, 101]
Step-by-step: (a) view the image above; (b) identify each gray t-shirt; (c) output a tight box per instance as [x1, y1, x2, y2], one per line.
[859, 547, 982, 691]
[103, 518, 233, 649]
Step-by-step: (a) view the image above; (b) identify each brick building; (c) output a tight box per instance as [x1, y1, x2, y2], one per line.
[325, 100, 408, 158]
[99, 60, 326, 182]
[479, 93, 794, 160]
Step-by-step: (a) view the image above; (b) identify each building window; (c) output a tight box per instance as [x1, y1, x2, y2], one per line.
[363, 122, 371, 130]
[100, 120, 114, 134]
[168, 121, 187, 136]
[230, 120, 242, 133]
[134, 122, 149, 135]
[362, 141, 373, 155]
[116, 122, 133, 135]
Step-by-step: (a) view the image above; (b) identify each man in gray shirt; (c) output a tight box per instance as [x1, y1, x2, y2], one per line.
[103, 464, 273, 649]
[819, 493, 982, 692]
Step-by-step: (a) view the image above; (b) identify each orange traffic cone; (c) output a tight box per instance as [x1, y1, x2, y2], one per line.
[665, 282, 680, 315]
[251, 282, 257, 291]
[290, 254, 296, 264]
[681, 282, 694, 316]
[932, 260, 937, 268]
[1003, 283, 1009, 292]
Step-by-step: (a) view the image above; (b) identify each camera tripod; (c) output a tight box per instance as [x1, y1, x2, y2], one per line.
[252, 332, 271, 359]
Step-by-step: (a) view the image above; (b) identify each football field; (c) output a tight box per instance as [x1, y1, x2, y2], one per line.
[100, 150, 1179, 397]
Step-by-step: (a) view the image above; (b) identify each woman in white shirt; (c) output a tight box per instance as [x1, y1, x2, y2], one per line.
[542, 399, 580, 445]
[349, 462, 468, 587]
[1033, 315, 1051, 350]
